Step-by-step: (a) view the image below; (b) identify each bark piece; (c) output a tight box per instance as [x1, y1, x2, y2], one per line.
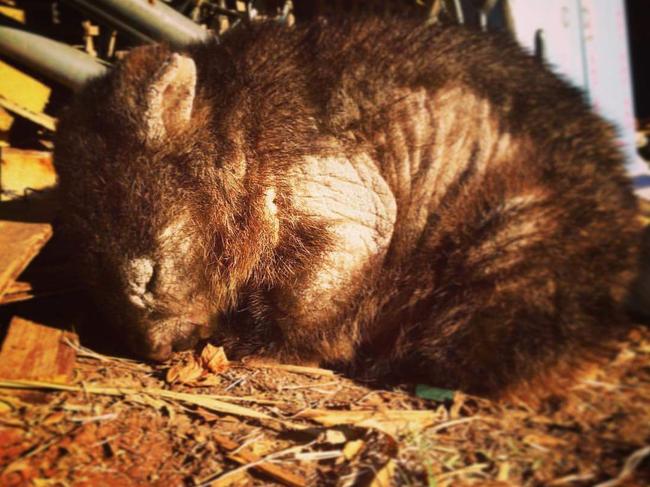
[0, 317, 77, 383]
[0, 221, 52, 301]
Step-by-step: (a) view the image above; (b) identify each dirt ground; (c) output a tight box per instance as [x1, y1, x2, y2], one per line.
[0, 313, 648, 486]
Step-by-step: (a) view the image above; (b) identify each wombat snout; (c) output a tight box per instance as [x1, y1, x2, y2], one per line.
[131, 319, 209, 362]
[142, 341, 173, 363]
[122, 256, 214, 361]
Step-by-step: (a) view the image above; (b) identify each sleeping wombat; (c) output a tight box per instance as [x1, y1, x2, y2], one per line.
[54, 17, 641, 398]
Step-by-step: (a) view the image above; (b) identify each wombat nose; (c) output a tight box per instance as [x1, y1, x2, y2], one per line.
[147, 342, 173, 362]
[139, 325, 204, 362]
[172, 333, 200, 352]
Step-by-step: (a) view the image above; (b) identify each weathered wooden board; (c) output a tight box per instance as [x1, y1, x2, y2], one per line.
[0, 280, 32, 304]
[212, 432, 307, 487]
[0, 264, 79, 305]
[0, 148, 56, 201]
[0, 317, 77, 383]
[0, 220, 52, 302]
[0, 59, 52, 135]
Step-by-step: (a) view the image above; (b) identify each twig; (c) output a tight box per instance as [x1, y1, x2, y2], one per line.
[243, 362, 336, 377]
[292, 450, 342, 461]
[548, 472, 596, 486]
[594, 446, 650, 487]
[429, 416, 496, 434]
[0, 379, 305, 429]
[63, 338, 149, 370]
[224, 369, 259, 392]
[434, 463, 489, 483]
[230, 433, 264, 456]
[69, 412, 118, 423]
[279, 380, 340, 391]
[198, 436, 313, 487]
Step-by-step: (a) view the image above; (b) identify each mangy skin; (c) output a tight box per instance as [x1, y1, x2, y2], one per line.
[54, 17, 642, 399]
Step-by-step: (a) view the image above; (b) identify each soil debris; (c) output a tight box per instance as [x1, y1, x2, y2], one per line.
[0, 326, 648, 486]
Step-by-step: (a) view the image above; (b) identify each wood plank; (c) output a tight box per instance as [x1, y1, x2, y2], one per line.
[0, 280, 32, 304]
[0, 95, 56, 132]
[0, 317, 77, 383]
[0, 60, 51, 115]
[0, 264, 79, 305]
[0, 148, 56, 201]
[0, 220, 52, 301]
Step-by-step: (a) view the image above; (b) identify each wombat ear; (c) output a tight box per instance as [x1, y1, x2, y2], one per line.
[144, 53, 196, 141]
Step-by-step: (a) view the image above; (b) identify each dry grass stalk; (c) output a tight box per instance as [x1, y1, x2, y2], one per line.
[64, 338, 150, 371]
[428, 415, 497, 433]
[433, 462, 490, 484]
[0, 378, 299, 425]
[594, 446, 650, 487]
[295, 408, 440, 436]
[244, 362, 336, 377]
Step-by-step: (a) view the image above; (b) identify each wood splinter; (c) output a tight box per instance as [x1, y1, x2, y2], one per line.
[211, 433, 308, 487]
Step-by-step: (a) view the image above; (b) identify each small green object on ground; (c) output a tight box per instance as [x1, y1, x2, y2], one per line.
[415, 384, 455, 402]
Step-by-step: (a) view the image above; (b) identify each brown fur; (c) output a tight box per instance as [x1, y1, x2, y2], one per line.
[54, 17, 641, 399]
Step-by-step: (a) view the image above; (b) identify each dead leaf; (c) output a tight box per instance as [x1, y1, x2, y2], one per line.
[200, 344, 230, 373]
[166, 356, 203, 385]
[166, 345, 229, 386]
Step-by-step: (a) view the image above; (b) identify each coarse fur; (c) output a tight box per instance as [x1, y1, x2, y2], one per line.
[54, 17, 641, 399]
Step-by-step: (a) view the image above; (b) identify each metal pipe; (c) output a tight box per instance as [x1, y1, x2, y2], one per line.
[0, 24, 108, 91]
[64, 0, 212, 49]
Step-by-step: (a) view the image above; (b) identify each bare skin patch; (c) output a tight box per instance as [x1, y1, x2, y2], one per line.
[274, 149, 397, 360]
[125, 257, 154, 309]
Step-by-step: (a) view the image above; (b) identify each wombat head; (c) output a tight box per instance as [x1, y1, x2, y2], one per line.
[54, 45, 281, 361]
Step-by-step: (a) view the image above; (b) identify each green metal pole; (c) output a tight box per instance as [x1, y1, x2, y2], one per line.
[0, 24, 108, 91]
[64, 0, 212, 49]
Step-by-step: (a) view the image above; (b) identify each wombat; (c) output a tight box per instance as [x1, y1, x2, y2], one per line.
[54, 17, 642, 398]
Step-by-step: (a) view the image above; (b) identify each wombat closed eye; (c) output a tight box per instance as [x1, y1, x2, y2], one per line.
[54, 17, 642, 399]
